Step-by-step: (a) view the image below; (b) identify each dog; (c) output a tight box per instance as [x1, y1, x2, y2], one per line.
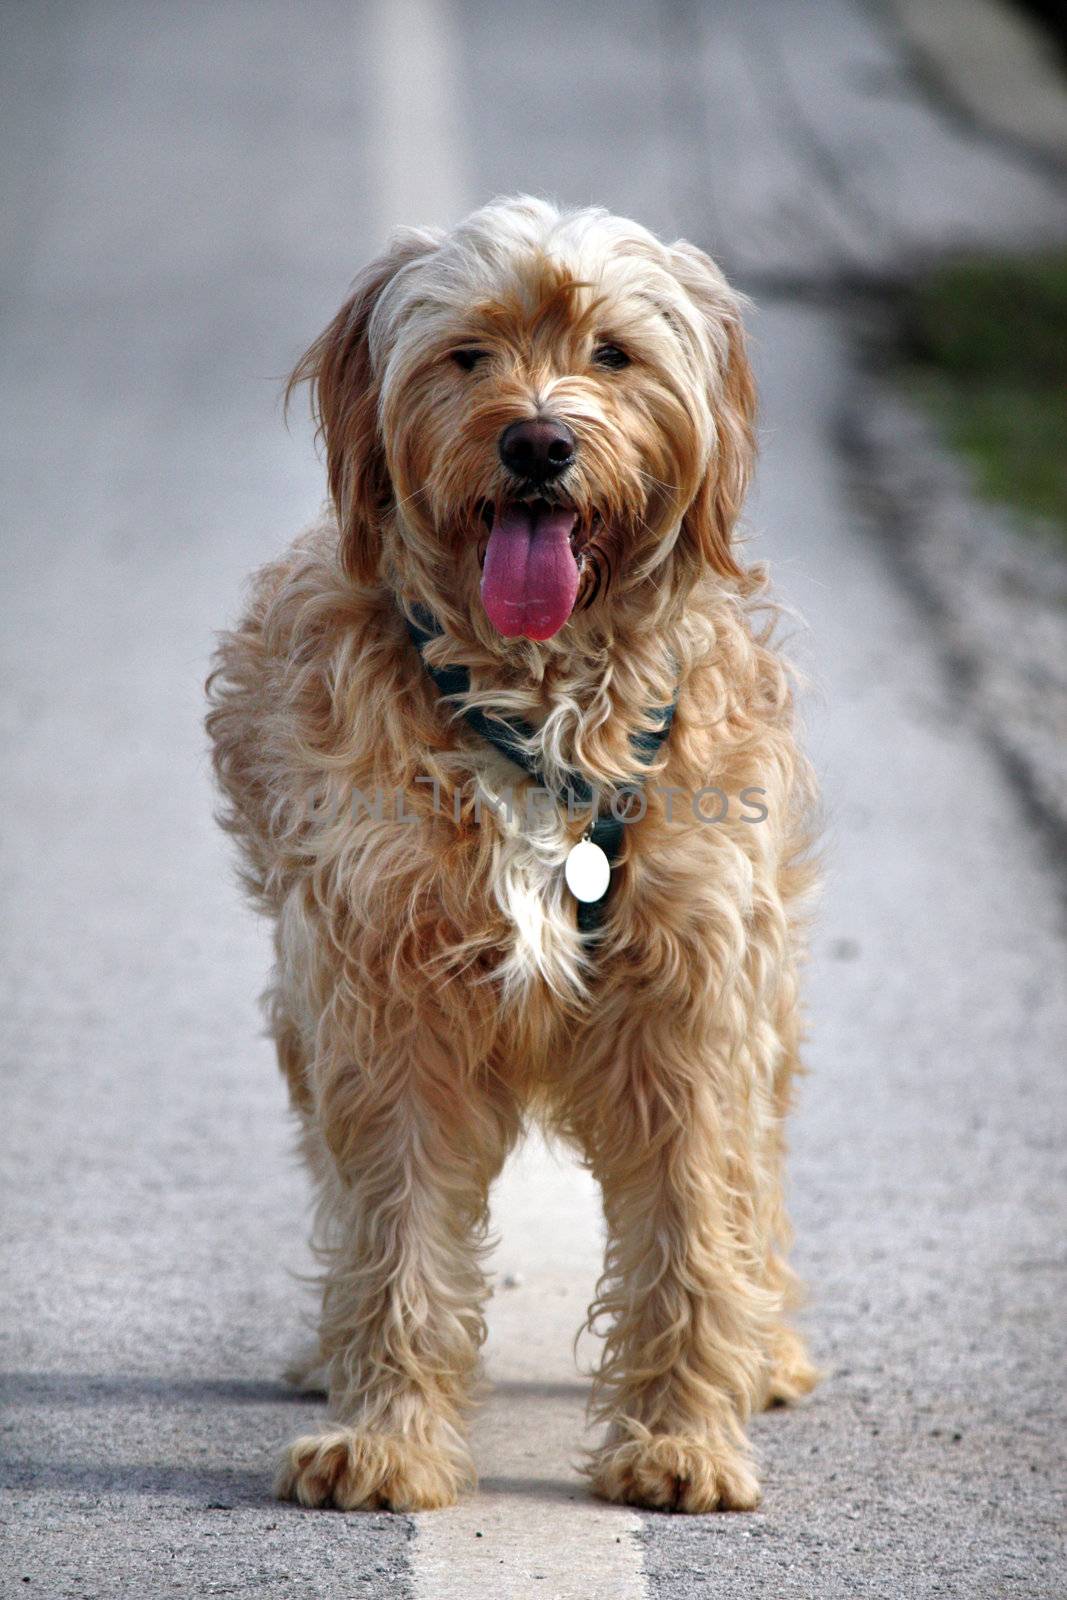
[206, 195, 819, 1515]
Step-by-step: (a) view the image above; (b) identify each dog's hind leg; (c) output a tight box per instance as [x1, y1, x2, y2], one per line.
[266, 984, 334, 1391]
[760, 1316, 821, 1408]
[753, 1010, 820, 1411]
[282, 1340, 328, 1394]
[754, 1219, 821, 1409]
[276, 1026, 519, 1513]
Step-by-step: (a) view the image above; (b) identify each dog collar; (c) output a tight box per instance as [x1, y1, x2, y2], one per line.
[404, 604, 677, 932]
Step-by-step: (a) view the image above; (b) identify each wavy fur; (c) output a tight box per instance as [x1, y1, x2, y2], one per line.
[207, 196, 819, 1514]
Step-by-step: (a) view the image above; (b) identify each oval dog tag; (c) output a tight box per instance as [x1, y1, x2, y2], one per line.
[564, 838, 611, 903]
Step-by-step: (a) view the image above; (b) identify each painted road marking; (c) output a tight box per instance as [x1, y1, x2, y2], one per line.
[369, 11, 646, 1590]
[412, 1135, 646, 1600]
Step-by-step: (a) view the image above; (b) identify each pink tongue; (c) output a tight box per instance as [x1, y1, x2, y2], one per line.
[481, 504, 580, 639]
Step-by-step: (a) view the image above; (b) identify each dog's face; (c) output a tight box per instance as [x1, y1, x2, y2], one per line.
[291, 198, 755, 644]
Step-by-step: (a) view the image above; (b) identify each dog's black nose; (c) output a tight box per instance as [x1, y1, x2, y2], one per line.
[498, 418, 576, 483]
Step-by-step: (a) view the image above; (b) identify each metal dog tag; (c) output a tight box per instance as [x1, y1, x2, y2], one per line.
[564, 838, 611, 903]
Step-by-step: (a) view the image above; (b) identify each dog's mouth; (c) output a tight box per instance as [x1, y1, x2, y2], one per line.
[477, 496, 597, 640]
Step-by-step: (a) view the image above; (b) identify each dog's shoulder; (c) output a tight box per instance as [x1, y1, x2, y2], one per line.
[205, 513, 396, 896]
[227, 515, 362, 662]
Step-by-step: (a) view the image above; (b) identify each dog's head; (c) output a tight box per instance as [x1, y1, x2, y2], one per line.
[289, 196, 755, 644]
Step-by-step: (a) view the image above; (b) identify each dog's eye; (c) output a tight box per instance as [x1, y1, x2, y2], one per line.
[451, 348, 489, 372]
[592, 343, 631, 371]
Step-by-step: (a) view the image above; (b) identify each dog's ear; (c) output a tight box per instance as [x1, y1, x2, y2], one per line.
[669, 242, 756, 583]
[287, 231, 439, 583]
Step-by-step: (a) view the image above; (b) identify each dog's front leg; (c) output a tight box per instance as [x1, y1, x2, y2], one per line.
[276, 1038, 516, 1512]
[574, 1041, 772, 1513]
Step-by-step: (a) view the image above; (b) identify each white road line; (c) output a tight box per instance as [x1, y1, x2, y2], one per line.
[366, 0, 468, 236]
[412, 1134, 647, 1600]
[367, 13, 646, 1591]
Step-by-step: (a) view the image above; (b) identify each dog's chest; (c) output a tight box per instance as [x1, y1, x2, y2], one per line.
[469, 758, 594, 1001]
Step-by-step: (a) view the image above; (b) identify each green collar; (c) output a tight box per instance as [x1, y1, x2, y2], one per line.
[405, 604, 677, 932]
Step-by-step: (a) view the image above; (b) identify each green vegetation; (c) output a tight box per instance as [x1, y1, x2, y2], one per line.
[900, 252, 1067, 542]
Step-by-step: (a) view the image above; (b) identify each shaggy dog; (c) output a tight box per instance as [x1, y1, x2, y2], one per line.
[207, 195, 819, 1515]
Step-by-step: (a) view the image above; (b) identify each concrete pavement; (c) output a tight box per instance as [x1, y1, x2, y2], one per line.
[2, 3, 1066, 1597]
[891, 0, 1067, 170]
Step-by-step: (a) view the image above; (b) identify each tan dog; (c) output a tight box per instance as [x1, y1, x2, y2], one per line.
[207, 195, 819, 1515]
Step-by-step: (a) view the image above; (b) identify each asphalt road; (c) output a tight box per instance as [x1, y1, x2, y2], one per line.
[2, 3, 1066, 1597]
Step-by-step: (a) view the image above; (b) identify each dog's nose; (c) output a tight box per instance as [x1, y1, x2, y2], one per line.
[498, 418, 576, 483]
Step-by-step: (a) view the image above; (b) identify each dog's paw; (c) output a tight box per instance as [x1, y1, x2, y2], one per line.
[759, 1327, 821, 1409]
[589, 1430, 760, 1514]
[276, 1427, 471, 1512]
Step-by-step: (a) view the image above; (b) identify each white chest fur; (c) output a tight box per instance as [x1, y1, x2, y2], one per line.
[476, 767, 593, 1001]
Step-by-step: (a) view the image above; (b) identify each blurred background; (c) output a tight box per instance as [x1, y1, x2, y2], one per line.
[2, 3, 1066, 1597]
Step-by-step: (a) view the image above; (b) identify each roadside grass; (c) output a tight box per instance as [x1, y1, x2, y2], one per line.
[898, 252, 1067, 545]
